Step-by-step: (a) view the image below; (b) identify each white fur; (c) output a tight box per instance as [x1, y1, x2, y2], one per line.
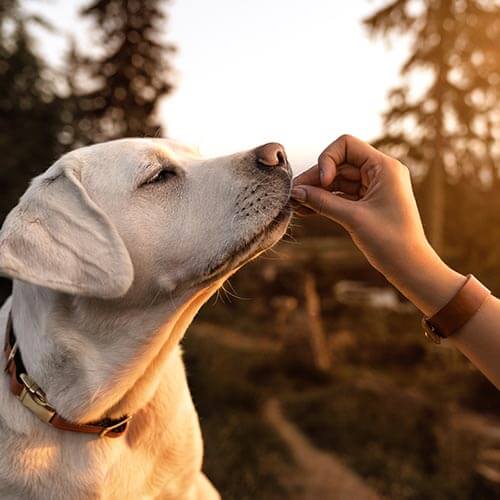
[0, 138, 291, 499]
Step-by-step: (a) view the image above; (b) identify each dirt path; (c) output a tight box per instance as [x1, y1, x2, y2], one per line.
[263, 398, 382, 500]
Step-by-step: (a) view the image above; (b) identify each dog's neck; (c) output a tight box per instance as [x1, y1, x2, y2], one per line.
[9, 279, 223, 423]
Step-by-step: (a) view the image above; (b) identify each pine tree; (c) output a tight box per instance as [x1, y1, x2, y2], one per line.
[364, 0, 500, 253]
[0, 1, 65, 301]
[0, 3, 64, 220]
[72, 0, 175, 143]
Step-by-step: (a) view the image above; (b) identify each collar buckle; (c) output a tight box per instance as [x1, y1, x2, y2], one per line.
[18, 373, 57, 423]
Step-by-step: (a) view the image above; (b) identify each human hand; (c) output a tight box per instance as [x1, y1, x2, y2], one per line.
[291, 135, 445, 290]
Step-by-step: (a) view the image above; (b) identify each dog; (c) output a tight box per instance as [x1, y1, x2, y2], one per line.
[0, 138, 292, 499]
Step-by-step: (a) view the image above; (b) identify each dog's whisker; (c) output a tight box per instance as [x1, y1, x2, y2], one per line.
[222, 280, 250, 301]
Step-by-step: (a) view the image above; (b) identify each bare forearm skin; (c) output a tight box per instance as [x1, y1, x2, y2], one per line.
[451, 296, 500, 389]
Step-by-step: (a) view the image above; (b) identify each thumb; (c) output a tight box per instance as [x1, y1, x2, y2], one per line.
[291, 185, 356, 226]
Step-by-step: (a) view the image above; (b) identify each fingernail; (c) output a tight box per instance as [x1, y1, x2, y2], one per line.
[291, 187, 306, 202]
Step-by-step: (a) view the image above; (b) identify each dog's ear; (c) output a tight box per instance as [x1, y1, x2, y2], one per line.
[0, 157, 134, 298]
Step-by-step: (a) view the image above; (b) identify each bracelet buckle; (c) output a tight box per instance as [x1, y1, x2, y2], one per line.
[421, 317, 442, 344]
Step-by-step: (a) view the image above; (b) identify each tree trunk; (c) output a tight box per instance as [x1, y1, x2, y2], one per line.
[427, 37, 447, 256]
[426, 160, 445, 254]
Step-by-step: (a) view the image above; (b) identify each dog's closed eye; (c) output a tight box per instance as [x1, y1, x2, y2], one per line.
[141, 167, 178, 187]
[147, 169, 177, 184]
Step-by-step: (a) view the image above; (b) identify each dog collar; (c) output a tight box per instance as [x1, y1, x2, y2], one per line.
[3, 311, 131, 438]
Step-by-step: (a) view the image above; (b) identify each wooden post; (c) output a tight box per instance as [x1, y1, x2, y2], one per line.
[303, 272, 332, 372]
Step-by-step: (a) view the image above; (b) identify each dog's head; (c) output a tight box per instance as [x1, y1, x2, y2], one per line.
[0, 139, 292, 301]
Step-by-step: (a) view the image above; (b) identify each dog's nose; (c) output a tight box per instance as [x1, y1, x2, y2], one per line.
[255, 143, 287, 168]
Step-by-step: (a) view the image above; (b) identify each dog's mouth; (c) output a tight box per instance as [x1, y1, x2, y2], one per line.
[196, 200, 292, 287]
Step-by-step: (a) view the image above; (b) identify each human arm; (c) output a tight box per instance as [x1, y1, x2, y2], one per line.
[291, 134, 500, 388]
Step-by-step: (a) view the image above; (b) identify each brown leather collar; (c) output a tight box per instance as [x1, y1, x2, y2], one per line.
[3, 311, 131, 438]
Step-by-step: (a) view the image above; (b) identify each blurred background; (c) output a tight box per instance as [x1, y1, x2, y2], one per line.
[2, 0, 500, 498]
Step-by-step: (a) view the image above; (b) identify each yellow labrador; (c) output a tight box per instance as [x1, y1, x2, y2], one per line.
[0, 139, 292, 499]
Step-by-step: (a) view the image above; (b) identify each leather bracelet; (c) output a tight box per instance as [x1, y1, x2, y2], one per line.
[422, 274, 491, 344]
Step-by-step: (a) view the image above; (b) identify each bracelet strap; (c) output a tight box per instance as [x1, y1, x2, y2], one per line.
[422, 274, 490, 344]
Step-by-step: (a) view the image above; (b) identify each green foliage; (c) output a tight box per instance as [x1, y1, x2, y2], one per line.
[67, 0, 175, 144]
[0, 6, 64, 212]
[443, 179, 500, 294]
[0, 0, 63, 297]
[0, 2, 66, 300]
[365, 0, 500, 180]
[365, 0, 500, 251]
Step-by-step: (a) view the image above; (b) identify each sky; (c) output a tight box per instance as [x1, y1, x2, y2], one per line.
[26, 0, 411, 174]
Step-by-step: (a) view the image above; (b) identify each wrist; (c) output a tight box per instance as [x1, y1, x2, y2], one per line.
[384, 241, 466, 317]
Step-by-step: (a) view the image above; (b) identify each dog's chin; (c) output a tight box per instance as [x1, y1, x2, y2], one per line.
[197, 203, 293, 288]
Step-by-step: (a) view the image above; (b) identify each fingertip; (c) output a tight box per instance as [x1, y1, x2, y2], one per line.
[291, 186, 307, 202]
